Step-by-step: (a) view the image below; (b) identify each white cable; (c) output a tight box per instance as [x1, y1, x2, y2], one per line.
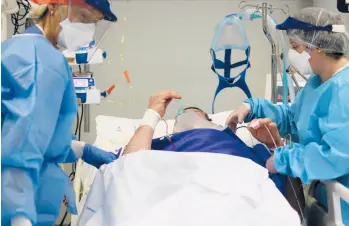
[262, 124, 306, 225]
[262, 124, 278, 150]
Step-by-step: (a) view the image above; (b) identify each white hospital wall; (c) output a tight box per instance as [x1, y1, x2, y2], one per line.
[80, 0, 304, 144]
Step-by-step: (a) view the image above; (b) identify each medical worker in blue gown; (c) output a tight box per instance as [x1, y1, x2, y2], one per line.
[1, 0, 118, 225]
[226, 7, 349, 224]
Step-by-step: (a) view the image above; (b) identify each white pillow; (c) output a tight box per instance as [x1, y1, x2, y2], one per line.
[93, 110, 259, 151]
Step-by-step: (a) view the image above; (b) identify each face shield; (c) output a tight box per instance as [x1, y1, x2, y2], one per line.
[276, 8, 349, 75]
[276, 8, 349, 56]
[55, 0, 116, 63]
[57, 6, 96, 51]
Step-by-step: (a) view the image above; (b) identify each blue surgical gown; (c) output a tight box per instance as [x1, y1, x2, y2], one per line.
[1, 31, 78, 225]
[244, 65, 349, 225]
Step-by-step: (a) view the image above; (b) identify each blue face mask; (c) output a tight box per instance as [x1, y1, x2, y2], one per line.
[210, 14, 253, 113]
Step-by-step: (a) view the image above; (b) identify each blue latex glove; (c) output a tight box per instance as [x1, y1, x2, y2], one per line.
[82, 144, 118, 168]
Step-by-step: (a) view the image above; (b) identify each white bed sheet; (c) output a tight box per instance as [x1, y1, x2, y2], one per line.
[78, 151, 301, 226]
[76, 111, 261, 215]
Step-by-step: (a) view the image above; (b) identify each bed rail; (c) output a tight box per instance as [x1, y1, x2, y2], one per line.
[323, 180, 349, 226]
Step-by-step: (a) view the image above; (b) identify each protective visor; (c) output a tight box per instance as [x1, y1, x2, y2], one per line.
[57, 0, 116, 63]
[32, 0, 117, 22]
[276, 16, 346, 33]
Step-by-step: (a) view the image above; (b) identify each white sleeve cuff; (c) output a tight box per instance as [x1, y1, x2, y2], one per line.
[71, 140, 86, 159]
[11, 216, 32, 226]
[140, 109, 161, 130]
[242, 103, 251, 111]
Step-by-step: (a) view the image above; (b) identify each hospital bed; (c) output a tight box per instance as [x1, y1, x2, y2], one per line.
[70, 111, 349, 226]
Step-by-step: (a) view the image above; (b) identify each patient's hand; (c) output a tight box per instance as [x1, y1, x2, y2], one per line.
[248, 118, 282, 149]
[148, 90, 181, 117]
[124, 90, 181, 155]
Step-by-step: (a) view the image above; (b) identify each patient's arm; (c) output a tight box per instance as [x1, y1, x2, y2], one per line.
[124, 126, 154, 154]
[123, 90, 181, 155]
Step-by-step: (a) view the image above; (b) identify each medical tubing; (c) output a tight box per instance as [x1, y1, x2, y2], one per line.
[262, 124, 278, 150]
[268, 14, 291, 105]
[162, 119, 177, 151]
[262, 124, 305, 223]
[238, 124, 303, 221]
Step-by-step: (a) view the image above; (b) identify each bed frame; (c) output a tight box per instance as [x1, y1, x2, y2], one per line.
[306, 181, 349, 226]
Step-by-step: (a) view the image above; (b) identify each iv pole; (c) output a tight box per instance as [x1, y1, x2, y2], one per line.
[262, 2, 278, 103]
[239, 1, 290, 104]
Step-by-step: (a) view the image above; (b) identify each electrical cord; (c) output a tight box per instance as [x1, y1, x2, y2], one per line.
[60, 161, 77, 226]
[262, 124, 278, 151]
[11, 0, 31, 35]
[72, 109, 79, 174]
[78, 105, 84, 141]
[72, 105, 84, 173]
[238, 122, 305, 224]
[59, 211, 68, 226]
[75, 111, 79, 136]
[61, 74, 85, 226]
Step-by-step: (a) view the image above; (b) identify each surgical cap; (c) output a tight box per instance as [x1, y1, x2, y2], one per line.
[287, 7, 349, 56]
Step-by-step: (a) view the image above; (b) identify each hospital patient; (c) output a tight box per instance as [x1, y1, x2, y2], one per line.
[123, 90, 287, 194]
[77, 90, 301, 226]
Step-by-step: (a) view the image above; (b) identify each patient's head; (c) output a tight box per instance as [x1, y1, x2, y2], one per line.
[173, 107, 221, 133]
[183, 107, 212, 121]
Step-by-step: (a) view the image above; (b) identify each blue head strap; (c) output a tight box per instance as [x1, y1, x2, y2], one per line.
[277, 16, 336, 32]
[210, 14, 252, 113]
